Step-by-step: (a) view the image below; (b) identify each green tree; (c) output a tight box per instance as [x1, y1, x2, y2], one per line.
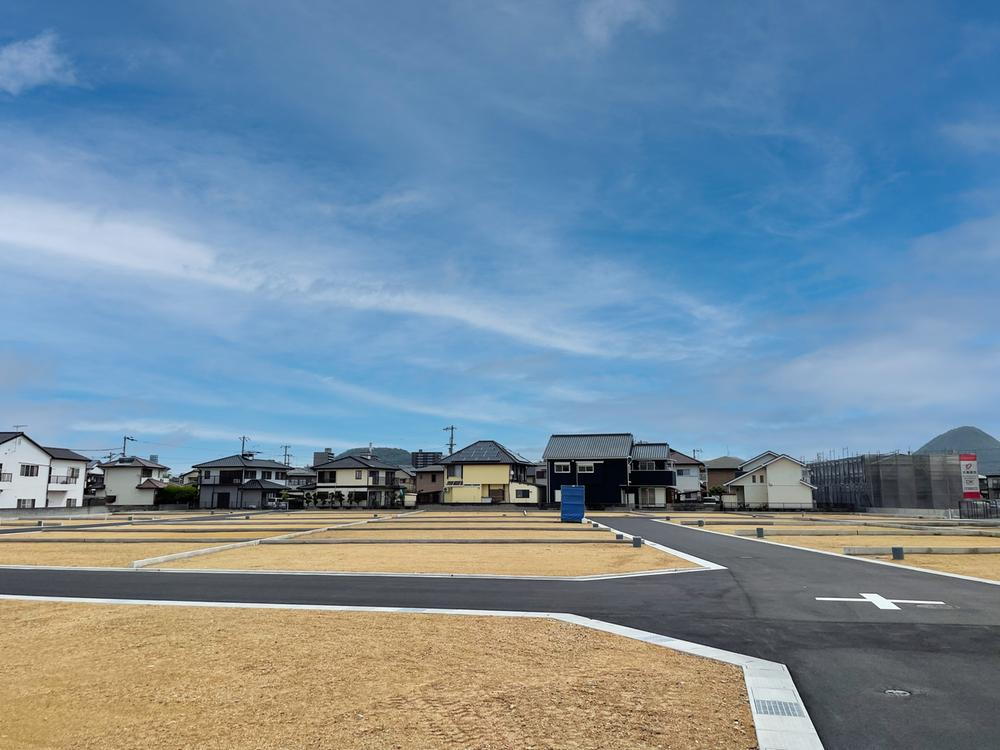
[156, 484, 198, 507]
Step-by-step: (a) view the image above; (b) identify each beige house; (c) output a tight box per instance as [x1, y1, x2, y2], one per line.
[311, 454, 401, 507]
[722, 452, 814, 510]
[97, 455, 170, 507]
[439, 440, 539, 505]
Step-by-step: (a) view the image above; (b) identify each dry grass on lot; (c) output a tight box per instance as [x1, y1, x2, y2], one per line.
[871, 553, 1000, 581]
[709, 524, 876, 535]
[311, 527, 610, 540]
[162, 541, 692, 576]
[0, 601, 755, 750]
[0, 542, 221, 567]
[7, 530, 281, 541]
[762, 534, 1000, 553]
[0, 517, 115, 527]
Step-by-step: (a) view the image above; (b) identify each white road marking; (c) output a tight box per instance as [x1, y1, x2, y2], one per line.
[815, 592, 946, 610]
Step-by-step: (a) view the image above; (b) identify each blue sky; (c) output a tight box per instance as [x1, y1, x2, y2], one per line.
[3, 1, 1000, 471]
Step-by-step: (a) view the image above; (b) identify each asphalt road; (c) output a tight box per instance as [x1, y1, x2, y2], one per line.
[1, 515, 997, 750]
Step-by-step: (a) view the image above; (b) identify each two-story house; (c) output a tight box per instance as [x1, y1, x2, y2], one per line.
[0, 432, 89, 509]
[98, 455, 170, 507]
[723, 451, 815, 510]
[311, 454, 400, 507]
[439, 440, 538, 504]
[667, 448, 705, 501]
[194, 454, 290, 509]
[414, 464, 444, 503]
[542, 433, 677, 509]
[286, 467, 317, 488]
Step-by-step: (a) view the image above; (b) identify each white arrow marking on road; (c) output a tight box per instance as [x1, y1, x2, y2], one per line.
[815, 592, 946, 610]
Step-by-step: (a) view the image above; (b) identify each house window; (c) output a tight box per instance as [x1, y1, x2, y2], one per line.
[431, 474, 438, 482]
[751, 475, 756, 483]
[17, 498, 35, 508]
[577, 463, 594, 473]
[355, 470, 362, 480]
[369, 471, 379, 484]
[636, 461, 656, 471]
[141, 468, 152, 478]
[203, 470, 212, 479]
[68, 467, 80, 479]
[536, 469, 546, 479]
[66, 498, 77, 508]
[554, 463, 570, 473]
[262, 471, 272, 480]
[759, 474, 765, 483]
[515, 489, 530, 498]
[245, 470, 257, 479]
[447, 465, 463, 479]
[277, 472, 286, 480]
[20, 464, 39, 477]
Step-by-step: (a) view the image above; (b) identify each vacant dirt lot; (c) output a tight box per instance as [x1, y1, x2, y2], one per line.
[311, 527, 607, 540]
[0, 542, 221, 567]
[162, 541, 693, 576]
[0, 601, 755, 750]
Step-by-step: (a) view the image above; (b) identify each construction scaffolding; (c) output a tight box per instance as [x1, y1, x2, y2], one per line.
[808, 452, 964, 511]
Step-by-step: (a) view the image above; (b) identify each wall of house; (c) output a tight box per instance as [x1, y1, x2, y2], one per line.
[0, 437, 51, 509]
[415, 472, 444, 493]
[462, 464, 511, 485]
[706, 468, 739, 489]
[729, 471, 769, 507]
[442, 484, 489, 503]
[510, 482, 539, 504]
[46, 458, 86, 507]
[547, 459, 628, 507]
[673, 465, 702, 496]
[764, 459, 814, 510]
[103, 467, 161, 506]
[315, 468, 395, 487]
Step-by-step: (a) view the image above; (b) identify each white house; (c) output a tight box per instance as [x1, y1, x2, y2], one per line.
[97, 455, 170, 507]
[669, 449, 705, 501]
[723, 451, 815, 510]
[0, 432, 89, 509]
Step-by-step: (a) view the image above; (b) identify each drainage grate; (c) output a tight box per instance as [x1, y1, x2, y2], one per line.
[754, 699, 804, 717]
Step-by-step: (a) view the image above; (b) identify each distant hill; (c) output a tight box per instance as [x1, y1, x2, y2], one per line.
[915, 426, 1000, 475]
[335, 447, 412, 465]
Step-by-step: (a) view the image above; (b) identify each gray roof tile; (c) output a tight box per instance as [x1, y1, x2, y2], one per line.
[440, 440, 532, 465]
[542, 434, 634, 460]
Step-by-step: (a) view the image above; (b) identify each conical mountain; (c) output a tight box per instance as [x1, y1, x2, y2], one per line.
[916, 426, 1000, 474]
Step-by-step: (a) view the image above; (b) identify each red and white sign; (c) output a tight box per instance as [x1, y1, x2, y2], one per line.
[960, 453, 980, 499]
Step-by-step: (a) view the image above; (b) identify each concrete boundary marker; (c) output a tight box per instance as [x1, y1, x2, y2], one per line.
[0, 593, 823, 750]
[651, 519, 1000, 587]
[130, 511, 424, 568]
[585, 517, 727, 572]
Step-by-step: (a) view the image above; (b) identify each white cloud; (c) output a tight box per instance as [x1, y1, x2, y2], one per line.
[578, 0, 665, 48]
[0, 31, 77, 96]
[70, 419, 354, 451]
[942, 119, 1000, 153]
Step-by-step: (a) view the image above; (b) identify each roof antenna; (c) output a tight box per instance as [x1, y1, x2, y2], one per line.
[13, 424, 27, 431]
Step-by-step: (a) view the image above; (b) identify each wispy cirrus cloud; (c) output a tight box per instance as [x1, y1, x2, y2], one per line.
[578, 0, 666, 48]
[0, 31, 77, 96]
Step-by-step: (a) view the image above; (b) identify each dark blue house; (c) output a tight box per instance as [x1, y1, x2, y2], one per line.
[542, 433, 676, 509]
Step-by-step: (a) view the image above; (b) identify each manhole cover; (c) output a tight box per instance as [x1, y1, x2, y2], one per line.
[884, 689, 911, 697]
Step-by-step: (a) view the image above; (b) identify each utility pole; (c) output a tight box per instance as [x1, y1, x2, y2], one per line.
[281, 445, 292, 466]
[239, 435, 252, 454]
[692, 448, 702, 460]
[103, 451, 117, 462]
[443, 425, 456, 455]
[121, 435, 135, 458]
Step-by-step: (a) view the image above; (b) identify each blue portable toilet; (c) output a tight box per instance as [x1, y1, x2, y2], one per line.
[560, 485, 585, 523]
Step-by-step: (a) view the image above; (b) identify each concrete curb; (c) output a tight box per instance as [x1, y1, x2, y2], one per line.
[0, 594, 824, 750]
[584, 517, 727, 572]
[260, 538, 625, 545]
[844, 546, 1000, 555]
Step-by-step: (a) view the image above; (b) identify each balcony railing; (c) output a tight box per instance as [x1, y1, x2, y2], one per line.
[49, 475, 79, 485]
[0, 473, 11, 482]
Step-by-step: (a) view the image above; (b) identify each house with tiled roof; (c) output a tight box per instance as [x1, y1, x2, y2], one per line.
[439, 440, 538, 504]
[542, 433, 677, 508]
[310, 453, 401, 508]
[0, 432, 89, 509]
[723, 453, 815, 510]
[193, 454, 290, 509]
[96, 454, 170, 507]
